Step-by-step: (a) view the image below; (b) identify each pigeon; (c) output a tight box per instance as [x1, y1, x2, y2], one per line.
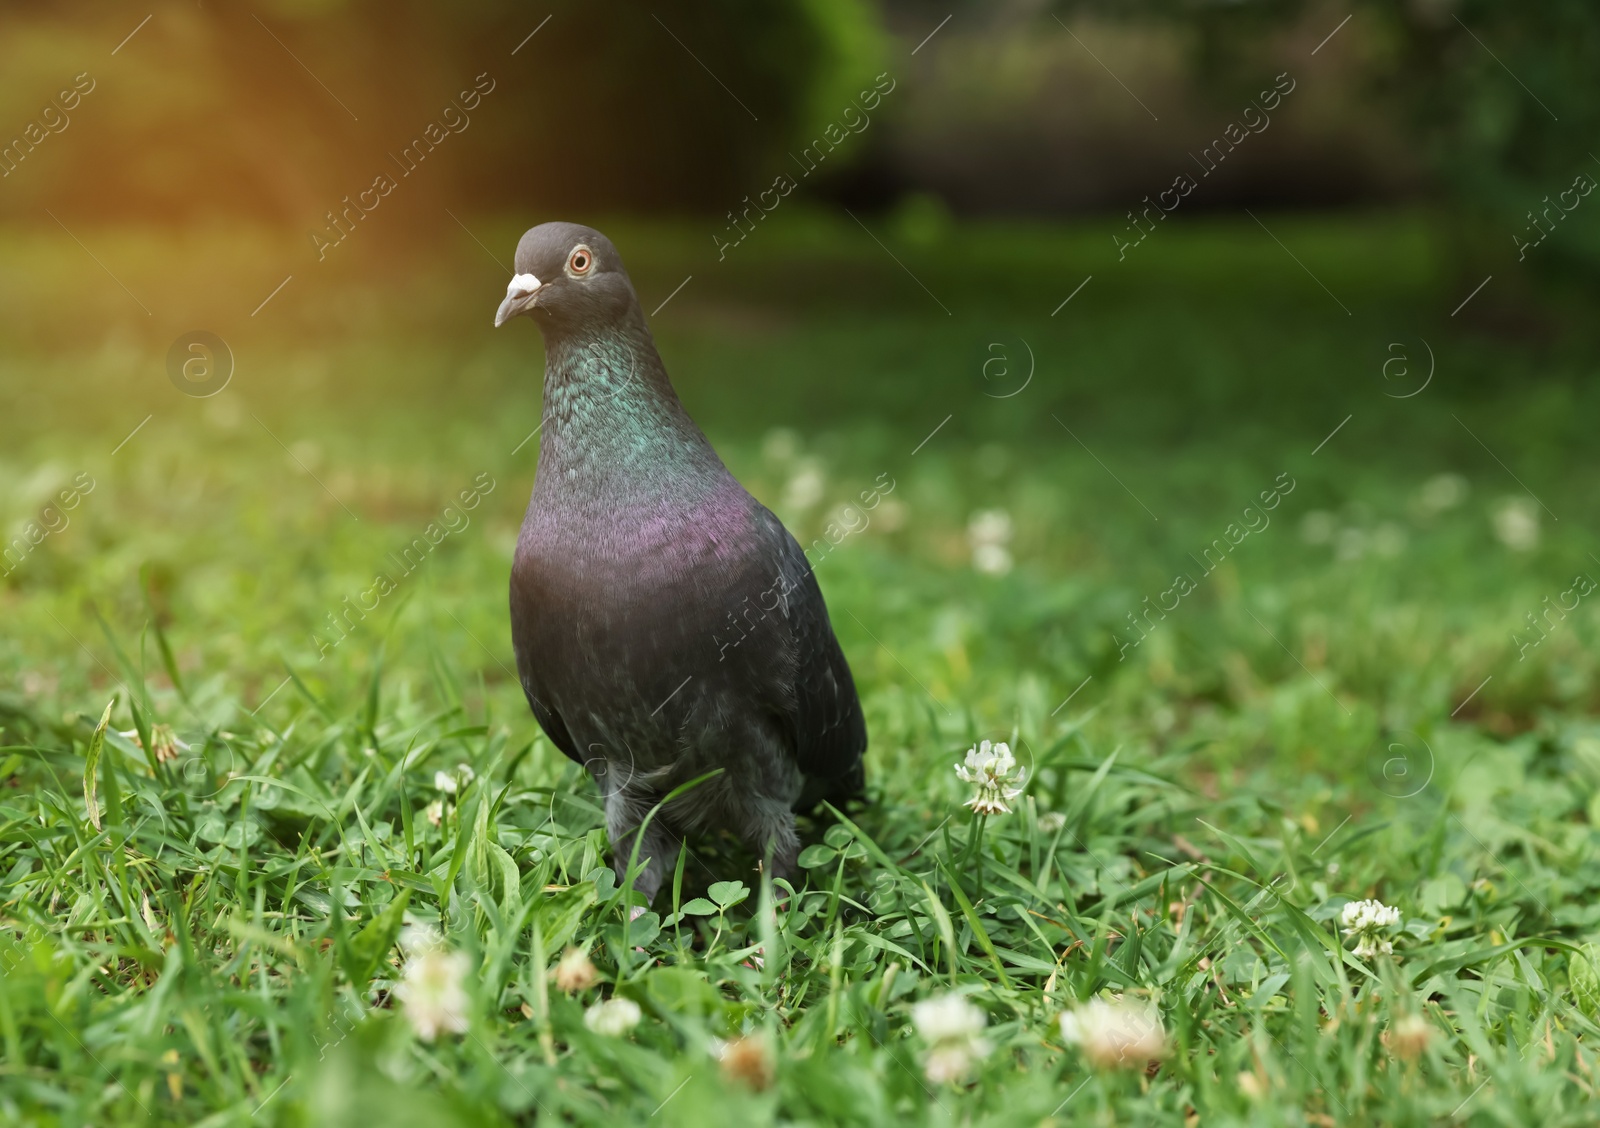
[495, 222, 866, 901]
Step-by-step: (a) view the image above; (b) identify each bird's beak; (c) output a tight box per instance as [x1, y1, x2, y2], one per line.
[494, 273, 543, 327]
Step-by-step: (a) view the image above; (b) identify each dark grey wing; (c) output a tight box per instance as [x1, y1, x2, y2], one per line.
[755, 507, 867, 795]
[509, 576, 583, 765]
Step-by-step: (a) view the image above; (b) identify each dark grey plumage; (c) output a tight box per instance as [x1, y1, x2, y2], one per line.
[495, 221, 866, 900]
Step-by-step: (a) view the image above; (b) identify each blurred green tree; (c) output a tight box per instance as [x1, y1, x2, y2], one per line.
[1037, 0, 1600, 281]
[1361, 0, 1600, 283]
[0, 0, 885, 222]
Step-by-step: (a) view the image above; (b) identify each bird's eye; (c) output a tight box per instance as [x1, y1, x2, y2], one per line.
[568, 247, 592, 275]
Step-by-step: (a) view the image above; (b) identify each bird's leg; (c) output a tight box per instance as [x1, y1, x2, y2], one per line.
[746, 803, 800, 888]
[604, 788, 678, 904]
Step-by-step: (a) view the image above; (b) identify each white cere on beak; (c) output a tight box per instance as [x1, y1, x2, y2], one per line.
[495, 272, 544, 327]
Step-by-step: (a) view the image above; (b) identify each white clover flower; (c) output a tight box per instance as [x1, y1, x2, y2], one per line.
[1300, 510, 1336, 545]
[397, 948, 470, 1041]
[1058, 997, 1167, 1070]
[1340, 898, 1401, 931]
[924, 1043, 980, 1084]
[1418, 473, 1468, 514]
[150, 724, 183, 763]
[1491, 497, 1539, 551]
[972, 543, 1014, 576]
[782, 461, 825, 510]
[1037, 811, 1066, 834]
[968, 509, 1015, 576]
[398, 917, 443, 956]
[1387, 1013, 1433, 1061]
[911, 994, 991, 1084]
[912, 994, 986, 1043]
[433, 763, 475, 794]
[1335, 527, 1367, 561]
[954, 740, 1025, 815]
[425, 799, 444, 826]
[716, 1034, 775, 1090]
[1340, 898, 1401, 959]
[761, 427, 801, 464]
[117, 725, 189, 763]
[1372, 522, 1407, 557]
[553, 947, 598, 993]
[1352, 935, 1392, 959]
[584, 996, 642, 1037]
[967, 509, 1013, 546]
[874, 497, 908, 533]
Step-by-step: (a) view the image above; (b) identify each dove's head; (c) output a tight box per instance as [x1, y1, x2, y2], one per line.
[494, 222, 640, 331]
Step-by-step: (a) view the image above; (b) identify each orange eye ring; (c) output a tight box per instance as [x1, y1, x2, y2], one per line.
[568, 246, 593, 275]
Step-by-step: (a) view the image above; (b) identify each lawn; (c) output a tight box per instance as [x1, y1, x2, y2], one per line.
[2, 208, 1599, 1125]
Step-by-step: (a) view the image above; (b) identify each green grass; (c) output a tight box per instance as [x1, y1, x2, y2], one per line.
[2, 209, 1600, 1125]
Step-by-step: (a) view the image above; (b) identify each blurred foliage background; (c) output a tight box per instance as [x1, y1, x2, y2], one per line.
[2, 0, 1598, 268]
[0, 0, 886, 219]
